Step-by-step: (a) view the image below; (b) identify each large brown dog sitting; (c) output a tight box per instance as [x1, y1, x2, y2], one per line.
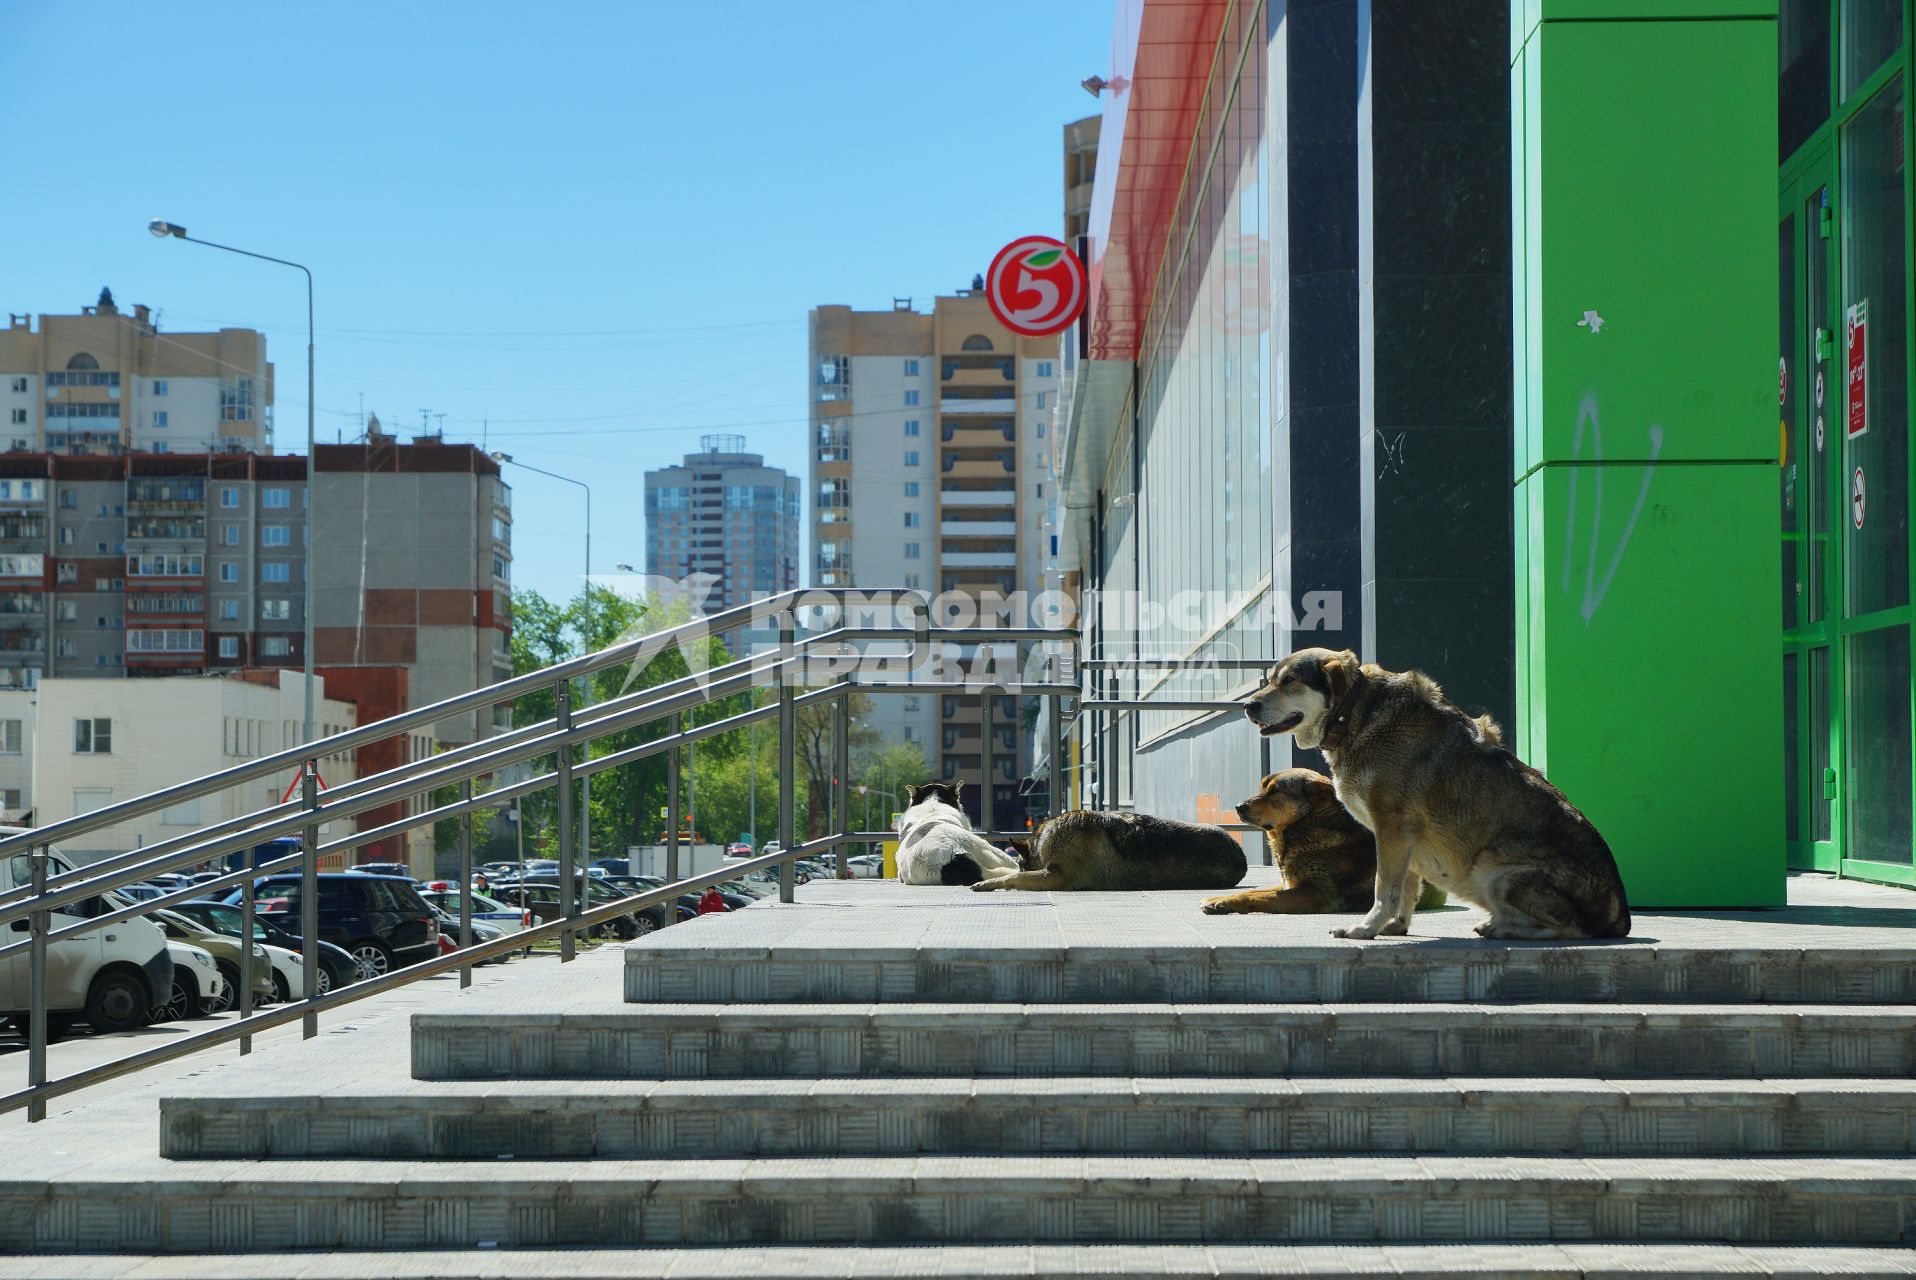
[1201, 769, 1446, 916]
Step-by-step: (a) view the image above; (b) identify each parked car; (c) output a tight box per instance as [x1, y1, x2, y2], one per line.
[222, 873, 439, 981]
[146, 909, 274, 1012]
[719, 878, 769, 900]
[845, 855, 885, 879]
[0, 834, 171, 1037]
[725, 842, 753, 858]
[170, 899, 357, 996]
[152, 941, 226, 1022]
[346, 862, 414, 880]
[420, 886, 530, 936]
[423, 903, 508, 962]
[507, 880, 668, 939]
[117, 883, 168, 903]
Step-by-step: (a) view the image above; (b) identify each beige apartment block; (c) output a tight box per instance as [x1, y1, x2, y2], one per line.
[0, 290, 274, 457]
[807, 292, 1059, 828]
[0, 669, 364, 867]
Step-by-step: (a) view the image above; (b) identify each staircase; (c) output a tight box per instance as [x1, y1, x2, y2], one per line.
[11, 874, 1916, 1277]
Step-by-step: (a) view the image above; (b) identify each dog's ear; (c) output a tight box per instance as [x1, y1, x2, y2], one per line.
[1007, 836, 1033, 867]
[1323, 649, 1360, 699]
[1303, 774, 1340, 804]
[953, 779, 967, 806]
[904, 783, 920, 805]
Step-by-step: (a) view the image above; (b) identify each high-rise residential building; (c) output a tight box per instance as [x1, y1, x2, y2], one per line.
[1063, 114, 1101, 248]
[808, 294, 1059, 826]
[643, 434, 800, 625]
[0, 431, 513, 749]
[0, 290, 274, 456]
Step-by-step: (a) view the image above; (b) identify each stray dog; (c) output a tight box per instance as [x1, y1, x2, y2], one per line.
[894, 782, 1020, 886]
[1241, 648, 1630, 940]
[971, 810, 1246, 893]
[1200, 768, 1447, 916]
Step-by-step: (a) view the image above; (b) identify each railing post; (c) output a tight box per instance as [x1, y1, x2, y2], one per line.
[238, 841, 255, 1054]
[667, 712, 681, 891]
[554, 678, 577, 962]
[300, 760, 320, 1040]
[980, 689, 996, 835]
[26, 846, 48, 1123]
[458, 778, 473, 989]
[1103, 672, 1118, 809]
[833, 686, 849, 877]
[777, 618, 796, 905]
[1047, 692, 1064, 818]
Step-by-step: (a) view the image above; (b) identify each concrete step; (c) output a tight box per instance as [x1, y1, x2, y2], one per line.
[7, 1243, 1916, 1279]
[624, 940, 1916, 1006]
[160, 1077, 1916, 1161]
[411, 1002, 1916, 1082]
[6, 1156, 1914, 1251]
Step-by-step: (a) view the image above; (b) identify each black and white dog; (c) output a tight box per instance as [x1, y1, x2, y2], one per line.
[895, 782, 1020, 886]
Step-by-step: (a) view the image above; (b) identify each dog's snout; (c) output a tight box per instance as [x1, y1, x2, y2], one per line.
[1241, 699, 1261, 719]
[1234, 801, 1253, 822]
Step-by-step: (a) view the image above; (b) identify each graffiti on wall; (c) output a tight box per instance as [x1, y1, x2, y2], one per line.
[1560, 392, 1665, 622]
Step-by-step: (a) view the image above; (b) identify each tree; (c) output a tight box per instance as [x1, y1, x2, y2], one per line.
[793, 691, 880, 839]
[851, 740, 932, 831]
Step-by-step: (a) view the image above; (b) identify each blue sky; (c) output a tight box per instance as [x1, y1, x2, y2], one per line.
[1, 1, 1109, 602]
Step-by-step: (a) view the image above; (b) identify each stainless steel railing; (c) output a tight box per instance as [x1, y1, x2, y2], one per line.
[4, 588, 1082, 1121]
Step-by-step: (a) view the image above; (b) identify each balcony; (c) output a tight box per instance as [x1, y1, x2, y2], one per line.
[941, 361, 1015, 385]
[126, 519, 206, 541]
[940, 521, 1015, 537]
[127, 480, 206, 507]
[942, 551, 1017, 568]
[0, 594, 42, 617]
[939, 396, 1018, 415]
[941, 454, 1015, 478]
[938, 488, 1016, 507]
[941, 421, 1014, 446]
[0, 517, 46, 542]
[0, 633, 45, 654]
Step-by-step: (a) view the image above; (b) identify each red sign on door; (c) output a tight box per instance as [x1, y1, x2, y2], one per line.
[1846, 300, 1869, 440]
[985, 236, 1086, 337]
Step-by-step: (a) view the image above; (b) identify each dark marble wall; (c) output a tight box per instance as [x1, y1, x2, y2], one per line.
[1285, 0, 1364, 662]
[1356, 0, 1514, 731]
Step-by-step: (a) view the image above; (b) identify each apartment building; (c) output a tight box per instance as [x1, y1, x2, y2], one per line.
[1064, 114, 1101, 248]
[0, 291, 273, 456]
[0, 669, 365, 866]
[808, 294, 1059, 826]
[643, 434, 800, 637]
[0, 437, 512, 750]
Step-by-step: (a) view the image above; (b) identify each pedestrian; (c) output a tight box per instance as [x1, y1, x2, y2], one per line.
[697, 886, 727, 915]
[473, 872, 490, 895]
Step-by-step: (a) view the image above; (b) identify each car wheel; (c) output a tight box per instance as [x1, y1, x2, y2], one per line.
[88, 970, 152, 1034]
[210, 962, 240, 1014]
[315, 965, 333, 995]
[350, 941, 394, 981]
[628, 913, 658, 938]
[150, 973, 195, 1025]
[273, 972, 290, 1003]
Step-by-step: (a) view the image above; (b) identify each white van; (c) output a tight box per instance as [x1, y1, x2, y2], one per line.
[1, 832, 171, 1036]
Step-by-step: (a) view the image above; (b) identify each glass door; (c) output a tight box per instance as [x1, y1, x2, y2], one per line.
[1781, 158, 1841, 872]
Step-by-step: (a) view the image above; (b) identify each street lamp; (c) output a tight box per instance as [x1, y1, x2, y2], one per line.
[149, 219, 317, 747]
[490, 452, 593, 863]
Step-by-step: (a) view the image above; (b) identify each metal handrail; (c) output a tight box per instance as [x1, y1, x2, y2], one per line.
[5, 599, 1082, 1121]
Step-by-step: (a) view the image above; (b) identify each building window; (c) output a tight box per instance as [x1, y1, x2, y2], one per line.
[1036, 422, 1046, 438]
[73, 717, 111, 754]
[903, 572, 920, 589]
[152, 411, 168, 428]
[55, 599, 76, 621]
[493, 553, 508, 580]
[55, 638, 74, 657]
[260, 636, 291, 658]
[261, 562, 290, 583]
[7, 378, 24, 394]
[261, 525, 290, 547]
[904, 359, 919, 376]
[128, 553, 203, 577]
[220, 487, 239, 509]
[904, 390, 919, 406]
[261, 487, 290, 509]
[220, 524, 238, 546]
[903, 512, 919, 528]
[1034, 393, 1046, 409]
[217, 598, 239, 620]
[1036, 361, 1054, 378]
[7, 410, 22, 426]
[904, 451, 919, 466]
[905, 542, 921, 559]
[57, 528, 73, 546]
[905, 420, 920, 437]
[904, 482, 919, 497]
[218, 635, 239, 659]
[126, 628, 203, 653]
[152, 380, 168, 396]
[58, 490, 74, 509]
[218, 562, 239, 583]
[260, 599, 290, 620]
[153, 442, 168, 454]
[0, 719, 19, 753]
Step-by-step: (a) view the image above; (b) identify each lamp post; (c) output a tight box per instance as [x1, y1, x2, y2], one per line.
[493, 453, 593, 866]
[149, 219, 317, 746]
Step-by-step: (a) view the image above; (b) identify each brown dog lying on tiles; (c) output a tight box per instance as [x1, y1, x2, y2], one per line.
[1201, 768, 1446, 916]
[972, 810, 1247, 893]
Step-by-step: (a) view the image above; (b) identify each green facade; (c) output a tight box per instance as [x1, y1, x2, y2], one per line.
[1512, 2, 1786, 905]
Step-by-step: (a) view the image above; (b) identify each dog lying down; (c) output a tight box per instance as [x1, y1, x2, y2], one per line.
[972, 809, 1247, 893]
[1201, 768, 1447, 916]
[894, 782, 1021, 886]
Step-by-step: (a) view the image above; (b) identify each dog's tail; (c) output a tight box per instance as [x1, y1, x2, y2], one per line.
[939, 854, 984, 886]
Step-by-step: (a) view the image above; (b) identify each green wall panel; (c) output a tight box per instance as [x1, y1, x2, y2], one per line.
[1516, 463, 1785, 906]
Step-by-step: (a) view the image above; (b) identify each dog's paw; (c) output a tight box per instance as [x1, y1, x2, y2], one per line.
[1199, 897, 1234, 915]
[1331, 924, 1378, 940]
[968, 880, 999, 892]
[1379, 917, 1411, 936]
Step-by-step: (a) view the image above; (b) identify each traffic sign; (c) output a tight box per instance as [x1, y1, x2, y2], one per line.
[985, 236, 1086, 337]
[280, 768, 329, 804]
[1853, 467, 1867, 530]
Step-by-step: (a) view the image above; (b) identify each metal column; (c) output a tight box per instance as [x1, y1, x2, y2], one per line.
[777, 619, 796, 904]
[667, 712, 681, 888]
[26, 847, 47, 1123]
[238, 842, 255, 1052]
[554, 679, 577, 962]
[1047, 693, 1064, 818]
[980, 691, 995, 834]
[300, 762, 320, 1039]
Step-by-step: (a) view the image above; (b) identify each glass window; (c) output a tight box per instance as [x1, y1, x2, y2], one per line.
[1780, 0, 1832, 160]
[261, 488, 290, 509]
[261, 525, 290, 547]
[261, 562, 290, 583]
[1846, 626, 1912, 863]
[218, 635, 239, 659]
[220, 487, 239, 509]
[73, 717, 111, 753]
[1841, 75, 1908, 616]
[152, 380, 168, 396]
[904, 451, 919, 466]
[904, 359, 919, 376]
[904, 390, 919, 406]
[905, 420, 920, 436]
[0, 720, 17, 753]
[1842, 0, 1904, 96]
